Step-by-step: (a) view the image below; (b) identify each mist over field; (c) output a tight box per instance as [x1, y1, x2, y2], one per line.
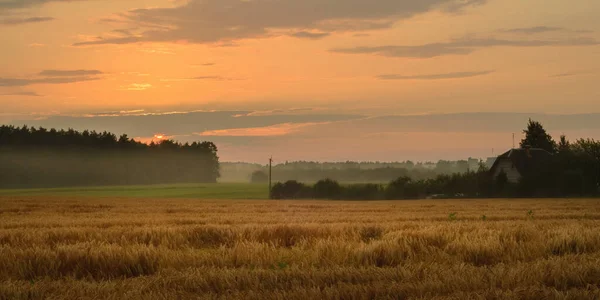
[0, 126, 220, 188]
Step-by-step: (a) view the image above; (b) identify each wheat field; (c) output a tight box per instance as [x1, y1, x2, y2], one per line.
[1, 196, 600, 299]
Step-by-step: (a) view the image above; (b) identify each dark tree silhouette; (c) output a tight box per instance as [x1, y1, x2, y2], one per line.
[558, 135, 571, 153]
[0, 125, 220, 187]
[520, 119, 557, 153]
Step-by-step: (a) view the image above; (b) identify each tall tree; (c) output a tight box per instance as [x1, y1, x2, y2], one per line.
[558, 135, 571, 153]
[520, 119, 557, 153]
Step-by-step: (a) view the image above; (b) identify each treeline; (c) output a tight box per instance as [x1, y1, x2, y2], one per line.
[257, 167, 440, 183]
[230, 158, 486, 183]
[0, 125, 220, 188]
[271, 157, 599, 200]
[271, 120, 600, 199]
[270, 167, 494, 200]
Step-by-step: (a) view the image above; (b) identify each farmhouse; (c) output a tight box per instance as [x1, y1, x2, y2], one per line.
[489, 147, 553, 183]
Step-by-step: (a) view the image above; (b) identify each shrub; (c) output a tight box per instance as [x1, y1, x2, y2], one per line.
[270, 182, 285, 199]
[270, 180, 312, 199]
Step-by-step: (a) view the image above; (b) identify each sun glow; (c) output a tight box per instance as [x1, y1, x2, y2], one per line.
[154, 134, 165, 139]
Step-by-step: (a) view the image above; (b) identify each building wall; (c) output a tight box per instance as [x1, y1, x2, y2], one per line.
[492, 158, 521, 183]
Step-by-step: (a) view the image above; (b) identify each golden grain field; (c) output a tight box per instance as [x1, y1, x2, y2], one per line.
[1, 196, 600, 300]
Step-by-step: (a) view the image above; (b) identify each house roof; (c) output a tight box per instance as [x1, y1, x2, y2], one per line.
[489, 148, 553, 176]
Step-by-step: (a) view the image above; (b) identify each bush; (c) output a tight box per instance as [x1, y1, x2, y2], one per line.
[270, 180, 312, 199]
[270, 182, 285, 199]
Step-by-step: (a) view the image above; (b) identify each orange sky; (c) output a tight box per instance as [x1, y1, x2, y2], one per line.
[1, 0, 600, 162]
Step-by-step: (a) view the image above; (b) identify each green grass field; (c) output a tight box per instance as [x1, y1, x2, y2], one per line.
[0, 183, 269, 199]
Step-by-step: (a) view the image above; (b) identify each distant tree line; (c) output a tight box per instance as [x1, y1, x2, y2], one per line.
[0, 125, 220, 188]
[270, 166, 494, 200]
[234, 158, 485, 184]
[271, 120, 600, 200]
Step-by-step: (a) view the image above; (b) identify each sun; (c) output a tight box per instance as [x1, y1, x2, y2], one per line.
[154, 134, 165, 140]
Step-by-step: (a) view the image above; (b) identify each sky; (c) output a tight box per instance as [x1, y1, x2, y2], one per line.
[1, 0, 600, 163]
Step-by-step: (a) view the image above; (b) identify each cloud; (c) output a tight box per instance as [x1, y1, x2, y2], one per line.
[7, 110, 365, 138]
[549, 70, 595, 78]
[503, 26, 564, 34]
[0, 0, 88, 10]
[331, 44, 474, 58]
[0, 76, 99, 87]
[0, 91, 43, 97]
[289, 31, 330, 40]
[159, 76, 238, 82]
[377, 70, 494, 80]
[551, 72, 578, 78]
[119, 83, 152, 91]
[198, 123, 322, 137]
[191, 76, 238, 81]
[72, 0, 485, 46]
[190, 63, 216, 67]
[38, 69, 103, 77]
[73, 36, 142, 46]
[233, 108, 318, 117]
[331, 36, 600, 58]
[0, 16, 54, 25]
[0, 69, 104, 87]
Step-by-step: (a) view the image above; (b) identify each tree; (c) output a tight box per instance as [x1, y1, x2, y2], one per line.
[250, 170, 268, 183]
[495, 170, 509, 193]
[558, 135, 571, 153]
[520, 119, 557, 153]
[572, 139, 600, 192]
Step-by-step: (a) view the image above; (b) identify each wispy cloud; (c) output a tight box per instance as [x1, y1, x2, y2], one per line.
[233, 108, 318, 117]
[0, 91, 43, 97]
[119, 83, 152, 91]
[0, 69, 104, 87]
[331, 36, 600, 58]
[191, 76, 239, 81]
[549, 70, 595, 78]
[73, 36, 142, 47]
[503, 26, 564, 34]
[197, 123, 321, 137]
[190, 63, 216, 68]
[121, 72, 150, 77]
[72, 0, 485, 46]
[161, 76, 240, 82]
[0, 0, 90, 10]
[0, 16, 55, 26]
[289, 31, 330, 40]
[0, 76, 99, 87]
[39, 69, 103, 77]
[138, 47, 175, 55]
[550, 72, 579, 78]
[377, 70, 494, 80]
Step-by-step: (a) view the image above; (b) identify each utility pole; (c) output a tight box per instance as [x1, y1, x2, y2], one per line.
[268, 156, 273, 199]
